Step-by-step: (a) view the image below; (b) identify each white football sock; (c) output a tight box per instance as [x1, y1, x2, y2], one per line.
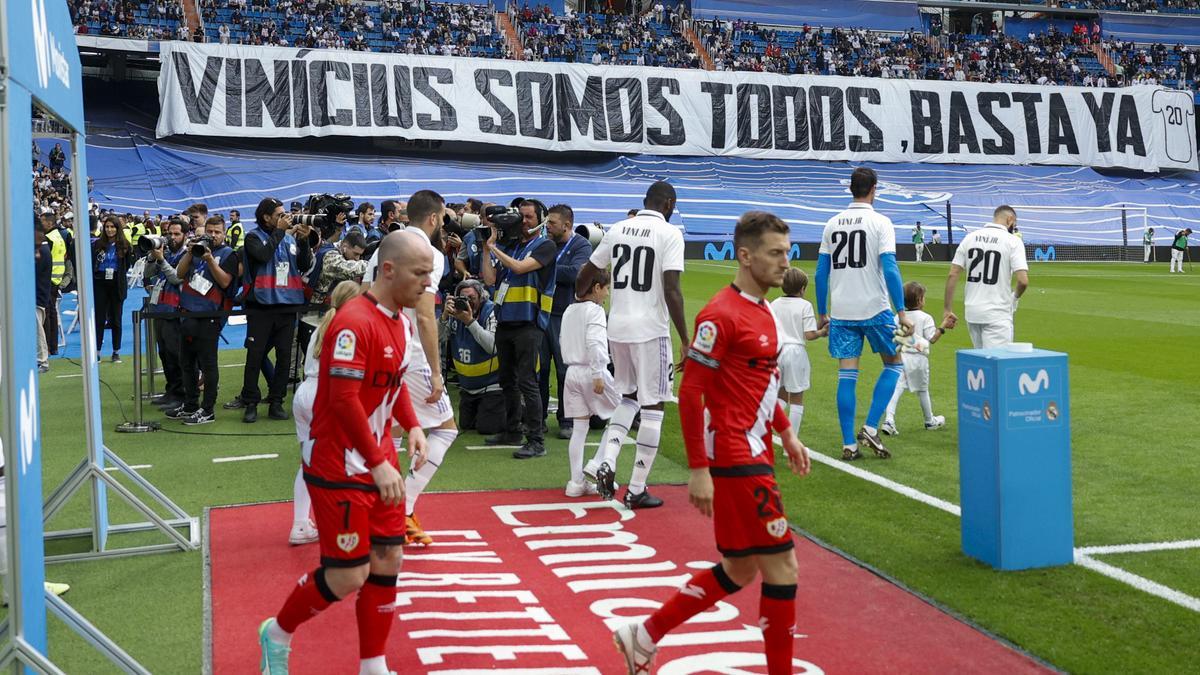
[405, 428, 457, 514]
[885, 380, 903, 422]
[292, 467, 311, 524]
[596, 396, 639, 472]
[359, 655, 389, 675]
[787, 405, 804, 436]
[627, 409, 664, 495]
[569, 419, 589, 485]
[919, 391, 935, 423]
[267, 618, 292, 645]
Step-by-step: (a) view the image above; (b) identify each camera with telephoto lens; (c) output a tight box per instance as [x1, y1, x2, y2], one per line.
[190, 235, 214, 257]
[452, 296, 470, 312]
[137, 234, 166, 253]
[441, 212, 481, 238]
[293, 193, 355, 240]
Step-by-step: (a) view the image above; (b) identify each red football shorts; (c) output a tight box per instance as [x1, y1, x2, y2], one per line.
[711, 468, 795, 558]
[309, 485, 407, 568]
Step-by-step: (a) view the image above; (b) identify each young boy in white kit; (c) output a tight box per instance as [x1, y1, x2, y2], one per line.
[560, 270, 620, 497]
[882, 281, 955, 435]
[771, 268, 826, 436]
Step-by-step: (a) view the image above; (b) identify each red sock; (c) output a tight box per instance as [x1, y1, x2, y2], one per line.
[645, 565, 741, 643]
[759, 583, 797, 675]
[277, 568, 339, 633]
[356, 573, 398, 659]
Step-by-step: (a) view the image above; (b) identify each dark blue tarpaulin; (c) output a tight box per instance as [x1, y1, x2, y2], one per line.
[693, 0, 921, 31]
[1101, 11, 1200, 45]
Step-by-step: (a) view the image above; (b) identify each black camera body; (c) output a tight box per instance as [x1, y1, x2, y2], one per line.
[483, 205, 524, 247]
[296, 193, 355, 240]
[190, 235, 214, 257]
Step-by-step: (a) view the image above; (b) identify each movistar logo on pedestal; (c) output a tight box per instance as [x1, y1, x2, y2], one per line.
[966, 369, 985, 391]
[1018, 369, 1050, 395]
[31, 0, 71, 90]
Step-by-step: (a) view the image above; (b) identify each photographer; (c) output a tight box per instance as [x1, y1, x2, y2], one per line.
[540, 204, 592, 439]
[454, 200, 487, 280]
[377, 199, 403, 236]
[300, 228, 368, 359]
[480, 199, 557, 458]
[238, 198, 313, 423]
[445, 279, 506, 434]
[355, 202, 383, 242]
[172, 216, 238, 424]
[142, 219, 188, 412]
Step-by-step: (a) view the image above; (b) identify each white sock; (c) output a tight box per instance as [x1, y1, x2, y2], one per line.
[596, 397, 639, 472]
[627, 409, 664, 495]
[292, 467, 311, 524]
[359, 655, 389, 675]
[569, 419, 589, 484]
[885, 380, 903, 422]
[636, 622, 656, 650]
[267, 618, 292, 645]
[919, 391, 934, 423]
[863, 425, 878, 436]
[405, 428, 457, 514]
[787, 405, 804, 436]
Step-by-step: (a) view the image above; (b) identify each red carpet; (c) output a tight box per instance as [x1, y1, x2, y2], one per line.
[209, 486, 1051, 674]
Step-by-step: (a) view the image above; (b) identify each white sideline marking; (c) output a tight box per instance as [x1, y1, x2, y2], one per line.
[772, 436, 960, 516]
[104, 464, 151, 471]
[56, 373, 83, 379]
[212, 453, 278, 463]
[219, 362, 246, 368]
[1077, 539, 1200, 556]
[1075, 554, 1200, 613]
[771, 438, 1200, 612]
[465, 445, 522, 450]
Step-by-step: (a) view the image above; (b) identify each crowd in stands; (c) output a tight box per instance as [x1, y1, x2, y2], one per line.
[199, 0, 503, 57]
[697, 20, 1114, 86]
[1062, 0, 1200, 14]
[71, 0, 188, 40]
[511, 2, 701, 67]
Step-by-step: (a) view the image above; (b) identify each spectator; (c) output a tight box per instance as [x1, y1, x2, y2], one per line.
[540, 204, 592, 439]
[92, 215, 132, 363]
[445, 279, 506, 434]
[480, 200, 558, 458]
[237, 198, 313, 423]
[49, 143, 65, 171]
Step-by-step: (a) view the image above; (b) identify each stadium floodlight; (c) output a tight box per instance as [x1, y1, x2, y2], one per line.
[948, 204, 1150, 262]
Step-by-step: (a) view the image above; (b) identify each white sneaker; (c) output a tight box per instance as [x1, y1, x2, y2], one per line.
[881, 419, 899, 436]
[288, 520, 319, 545]
[925, 415, 946, 430]
[613, 623, 656, 675]
[565, 480, 600, 498]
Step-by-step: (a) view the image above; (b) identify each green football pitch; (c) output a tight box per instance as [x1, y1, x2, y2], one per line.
[21, 261, 1200, 673]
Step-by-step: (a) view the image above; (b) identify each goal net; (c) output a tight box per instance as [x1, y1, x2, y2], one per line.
[950, 205, 1150, 262]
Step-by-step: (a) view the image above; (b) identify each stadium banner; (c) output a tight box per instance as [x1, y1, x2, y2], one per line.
[156, 42, 1198, 172]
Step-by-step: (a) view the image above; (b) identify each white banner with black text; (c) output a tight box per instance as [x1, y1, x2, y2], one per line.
[156, 41, 1198, 172]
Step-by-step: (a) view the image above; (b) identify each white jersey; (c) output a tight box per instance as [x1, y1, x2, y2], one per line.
[364, 225, 443, 359]
[560, 301, 609, 374]
[770, 296, 817, 346]
[819, 202, 897, 321]
[952, 223, 1028, 325]
[589, 209, 684, 343]
[905, 309, 938, 358]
